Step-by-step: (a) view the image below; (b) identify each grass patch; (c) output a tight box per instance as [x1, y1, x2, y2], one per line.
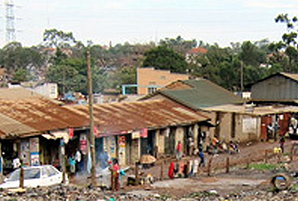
[160, 194, 172, 201]
[290, 183, 298, 192]
[249, 163, 279, 170]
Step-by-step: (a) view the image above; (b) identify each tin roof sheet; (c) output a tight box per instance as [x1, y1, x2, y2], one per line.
[68, 99, 210, 135]
[204, 104, 298, 116]
[0, 89, 88, 138]
[0, 88, 211, 139]
[157, 79, 244, 109]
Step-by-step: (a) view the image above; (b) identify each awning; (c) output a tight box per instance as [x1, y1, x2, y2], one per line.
[42, 130, 70, 144]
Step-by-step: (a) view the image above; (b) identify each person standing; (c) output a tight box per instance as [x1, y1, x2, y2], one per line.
[267, 123, 273, 140]
[279, 135, 285, 153]
[168, 161, 174, 179]
[75, 150, 81, 173]
[198, 148, 205, 167]
[176, 141, 182, 161]
[189, 137, 194, 156]
[112, 158, 119, 191]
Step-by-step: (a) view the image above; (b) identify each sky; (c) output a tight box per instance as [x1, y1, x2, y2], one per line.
[0, 0, 298, 48]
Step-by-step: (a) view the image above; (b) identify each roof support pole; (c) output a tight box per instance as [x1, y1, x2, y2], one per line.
[0, 142, 3, 184]
[86, 50, 97, 187]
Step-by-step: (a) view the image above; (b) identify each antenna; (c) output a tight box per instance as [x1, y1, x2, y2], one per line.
[5, 0, 16, 43]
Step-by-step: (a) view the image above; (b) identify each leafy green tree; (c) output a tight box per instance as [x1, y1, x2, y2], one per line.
[275, 14, 298, 46]
[0, 42, 44, 79]
[238, 41, 266, 67]
[143, 45, 189, 73]
[275, 14, 298, 72]
[112, 66, 136, 86]
[192, 45, 235, 88]
[159, 36, 197, 55]
[43, 29, 77, 48]
[45, 56, 110, 94]
[12, 68, 31, 82]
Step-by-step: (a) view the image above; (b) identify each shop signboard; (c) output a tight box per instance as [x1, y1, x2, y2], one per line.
[80, 134, 88, 155]
[30, 152, 40, 166]
[20, 140, 30, 166]
[132, 131, 140, 139]
[140, 128, 148, 138]
[29, 137, 40, 166]
[118, 136, 126, 165]
[68, 128, 74, 139]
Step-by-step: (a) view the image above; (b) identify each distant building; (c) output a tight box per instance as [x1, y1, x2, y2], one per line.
[93, 89, 121, 104]
[8, 81, 58, 99]
[186, 47, 208, 64]
[137, 67, 189, 95]
[32, 82, 58, 99]
[251, 72, 298, 104]
[142, 78, 250, 144]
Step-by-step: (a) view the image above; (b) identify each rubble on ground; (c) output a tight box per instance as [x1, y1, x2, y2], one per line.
[0, 182, 298, 201]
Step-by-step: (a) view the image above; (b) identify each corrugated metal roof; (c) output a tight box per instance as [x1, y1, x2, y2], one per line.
[0, 88, 211, 139]
[0, 89, 88, 138]
[67, 99, 210, 135]
[250, 72, 298, 87]
[280, 72, 298, 82]
[158, 79, 244, 110]
[204, 104, 298, 116]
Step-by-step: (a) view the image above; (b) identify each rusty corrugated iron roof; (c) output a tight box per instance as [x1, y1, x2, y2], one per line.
[0, 88, 211, 139]
[204, 104, 298, 116]
[67, 99, 210, 135]
[0, 89, 88, 138]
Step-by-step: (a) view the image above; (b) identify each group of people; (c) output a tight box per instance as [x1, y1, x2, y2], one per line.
[67, 150, 83, 174]
[168, 157, 204, 179]
[206, 137, 239, 155]
[175, 141, 205, 167]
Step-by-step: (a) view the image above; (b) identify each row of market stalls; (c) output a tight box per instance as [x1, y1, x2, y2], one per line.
[0, 88, 212, 175]
[143, 78, 297, 147]
[204, 104, 298, 144]
[3, 73, 297, 175]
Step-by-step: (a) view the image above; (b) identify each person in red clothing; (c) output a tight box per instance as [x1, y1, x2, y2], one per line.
[112, 158, 119, 191]
[168, 161, 174, 179]
[176, 141, 182, 161]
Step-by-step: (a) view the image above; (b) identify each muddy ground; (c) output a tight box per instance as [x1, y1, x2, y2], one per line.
[118, 139, 298, 199]
[4, 140, 297, 200]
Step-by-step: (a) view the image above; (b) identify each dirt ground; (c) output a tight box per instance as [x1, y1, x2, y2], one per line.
[119, 139, 298, 198]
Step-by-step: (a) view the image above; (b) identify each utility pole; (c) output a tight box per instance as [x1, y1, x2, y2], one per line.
[86, 50, 97, 186]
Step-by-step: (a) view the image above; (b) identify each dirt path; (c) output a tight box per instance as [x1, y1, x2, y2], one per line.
[136, 139, 296, 180]
[120, 140, 298, 199]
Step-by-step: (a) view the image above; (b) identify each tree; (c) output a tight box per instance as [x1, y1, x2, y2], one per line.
[142, 45, 189, 73]
[43, 29, 77, 48]
[46, 57, 86, 94]
[238, 41, 266, 67]
[45, 56, 111, 94]
[112, 66, 136, 86]
[275, 14, 298, 46]
[12, 68, 31, 82]
[159, 36, 197, 55]
[275, 14, 298, 72]
[0, 42, 44, 79]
